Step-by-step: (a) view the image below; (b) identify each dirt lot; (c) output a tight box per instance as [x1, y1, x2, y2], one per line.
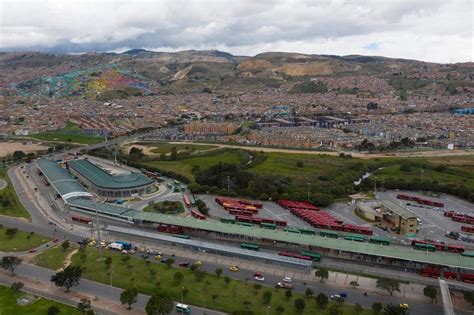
[0, 141, 48, 157]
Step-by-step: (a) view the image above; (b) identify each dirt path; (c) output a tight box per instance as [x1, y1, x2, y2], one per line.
[168, 142, 474, 159]
[60, 248, 79, 271]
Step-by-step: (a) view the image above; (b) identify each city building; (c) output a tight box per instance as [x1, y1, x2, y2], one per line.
[67, 159, 154, 198]
[381, 200, 418, 235]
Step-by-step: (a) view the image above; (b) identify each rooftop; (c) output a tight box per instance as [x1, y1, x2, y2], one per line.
[381, 200, 417, 220]
[35, 159, 92, 200]
[67, 159, 153, 190]
[68, 198, 140, 218]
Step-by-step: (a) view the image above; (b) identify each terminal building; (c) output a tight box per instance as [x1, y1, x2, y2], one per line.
[67, 159, 154, 198]
[356, 200, 418, 235]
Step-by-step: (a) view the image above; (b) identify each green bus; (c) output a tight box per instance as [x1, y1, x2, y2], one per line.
[260, 222, 277, 230]
[283, 227, 301, 234]
[344, 235, 366, 242]
[237, 222, 253, 227]
[175, 303, 191, 314]
[320, 231, 338, 239]
[220, 217, 236, 224]
[461, 251, 474, 258]
[240, 243, 260, 251]
[298, 228, 316, 235]
[300, 250, 321, 261]
[369, 237, 390, 246]
[414, 243, 436, 252]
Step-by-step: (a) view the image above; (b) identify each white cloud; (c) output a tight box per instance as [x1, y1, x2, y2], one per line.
[0, 0, 472, 62]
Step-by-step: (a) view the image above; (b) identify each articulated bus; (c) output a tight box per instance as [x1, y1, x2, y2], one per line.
[369, 237, 390, 246]
[461, 251, 474, 258]
[71, 215, 92, 225]
[240, 243, 259, 251]
[414, 243, 436, 252]
[300, 250, 321, 261]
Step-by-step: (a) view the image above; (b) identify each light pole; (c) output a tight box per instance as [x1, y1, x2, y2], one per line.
[181, 286, 185, 314]
[266, 305, 271, 315]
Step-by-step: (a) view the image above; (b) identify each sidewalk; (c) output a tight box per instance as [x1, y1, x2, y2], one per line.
[0, 272, 139, 315]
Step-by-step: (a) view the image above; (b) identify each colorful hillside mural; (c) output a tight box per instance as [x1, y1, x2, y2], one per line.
[9, 66, 155, 99]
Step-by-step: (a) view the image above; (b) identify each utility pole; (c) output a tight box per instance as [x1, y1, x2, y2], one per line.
[96, 208, 103, 260]
[227, 175, 230, 194]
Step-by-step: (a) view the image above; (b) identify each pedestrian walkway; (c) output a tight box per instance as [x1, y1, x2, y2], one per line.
[0, 271, 137, 315]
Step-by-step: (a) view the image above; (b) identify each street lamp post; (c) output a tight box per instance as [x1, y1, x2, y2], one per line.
[307, 182, 311, 201]
[181, 286, 185, 314]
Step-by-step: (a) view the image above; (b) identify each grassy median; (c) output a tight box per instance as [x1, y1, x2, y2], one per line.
[0, 168, 31, 219]
[0, 226, 50, 252]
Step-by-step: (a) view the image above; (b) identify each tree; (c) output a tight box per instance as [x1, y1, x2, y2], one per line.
[372, 302, 383, 314]
[275, 306, 284, 314]
[120, 287, 138, 310]
[464, 291, 474, 306]
[262, 291, 272, 305]
[354, 303, 363, 314]
[285, 289, 292, 300]
[215, 268, 223, 277]
[423, 285, 437, 303]
[316, 293, 329, 309]
[5, 228, 18, 239]
[173, 271, 184, 284]
[400, 164, 412, 172]
[349, 280, 360, 289]
[1, 256, 22, 276]
[296, 161, 304, 168]
[315, 268, 329, 283]
[105, 256, 112, 269]
[253, 283, 262, 293]
[77, 298, 92, 314]
[146, 292, 174, 315]
[328, 304, 343, 315]
[61, 240, 70, 251]
[294, 298, 305, 312]
[382, 303, 406, 315]
[376, 278, 401, 296]
[51, 265, 83, 292]
[10, 281, 23, 291]
[47, 305, 60, 315]
[13, 151, 26, 160]
[224, 276, 231, 286]
[305, 288, 313, 298]
[170, 147, 178, 161]
[165, 258, 174, 268]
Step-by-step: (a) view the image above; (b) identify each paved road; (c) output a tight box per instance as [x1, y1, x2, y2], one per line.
[10, 263, 224, 315]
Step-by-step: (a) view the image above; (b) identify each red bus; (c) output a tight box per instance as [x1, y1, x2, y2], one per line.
[72, 215, 92, 225]
[461, 226, 474, 233]
[183, 195, 191, 208]
[191, 209, 206, 220]
[278, 250, 312, 261]
[447, 245, 465, 253]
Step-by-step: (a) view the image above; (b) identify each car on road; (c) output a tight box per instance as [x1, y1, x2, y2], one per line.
[330, 294, 343, 300]
[179, 262, 190, 268]
[254, 273, 265, 281]
[194, 260, 202, 266]
[400, 303, 409, 309]
[277, 282, 293, 289]
[229, 265, 240, 272]
[53, 238, 59, 243]
[338, 292, 347, 298]
[121, 250, 128, 254]
[28, 249, 37, 253]
[154, 254, 162, 260]
[282, 277, 292, 283]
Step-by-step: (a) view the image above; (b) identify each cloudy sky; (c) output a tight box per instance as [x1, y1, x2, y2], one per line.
[1, 0, 472, 63]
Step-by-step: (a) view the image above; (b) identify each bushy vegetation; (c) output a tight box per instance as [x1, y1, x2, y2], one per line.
[289, 81, 328, 94]
[144, 200, 184, 214]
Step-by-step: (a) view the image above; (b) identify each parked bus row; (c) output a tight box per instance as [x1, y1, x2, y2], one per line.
[411, 240, 465, 253]
[215, 197, 262, 213]
[461, 226, 474, 233]
[397, 194, 444, 208]
[220, 216, 287, 227]
[444, 211, 474, 225]
[420, 268, 474, 284]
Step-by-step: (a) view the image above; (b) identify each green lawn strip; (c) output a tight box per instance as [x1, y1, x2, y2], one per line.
[33, 244, 76, 270]
[68, 248, 370, 314]
[0, 226, 51, 252]
[31, 132, 103, 145]
[0, 168, 31, 219]
[0, 285, 80, 315]
[148, 143, 219, 154]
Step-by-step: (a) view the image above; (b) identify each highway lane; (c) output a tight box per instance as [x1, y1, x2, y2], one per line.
[12, 263, 224, 315]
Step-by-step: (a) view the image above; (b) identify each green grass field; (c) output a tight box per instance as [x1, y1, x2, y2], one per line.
[0, 168, 31, 219]
[148, 143, 218, 154]
[0, 285, 80, 315]
[145, 149, 248, 181]
[0, 226, 51, 252]
[61, 247, 370, 315]
[33, 244, 76, 270]
[31, 132, 103, 145]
